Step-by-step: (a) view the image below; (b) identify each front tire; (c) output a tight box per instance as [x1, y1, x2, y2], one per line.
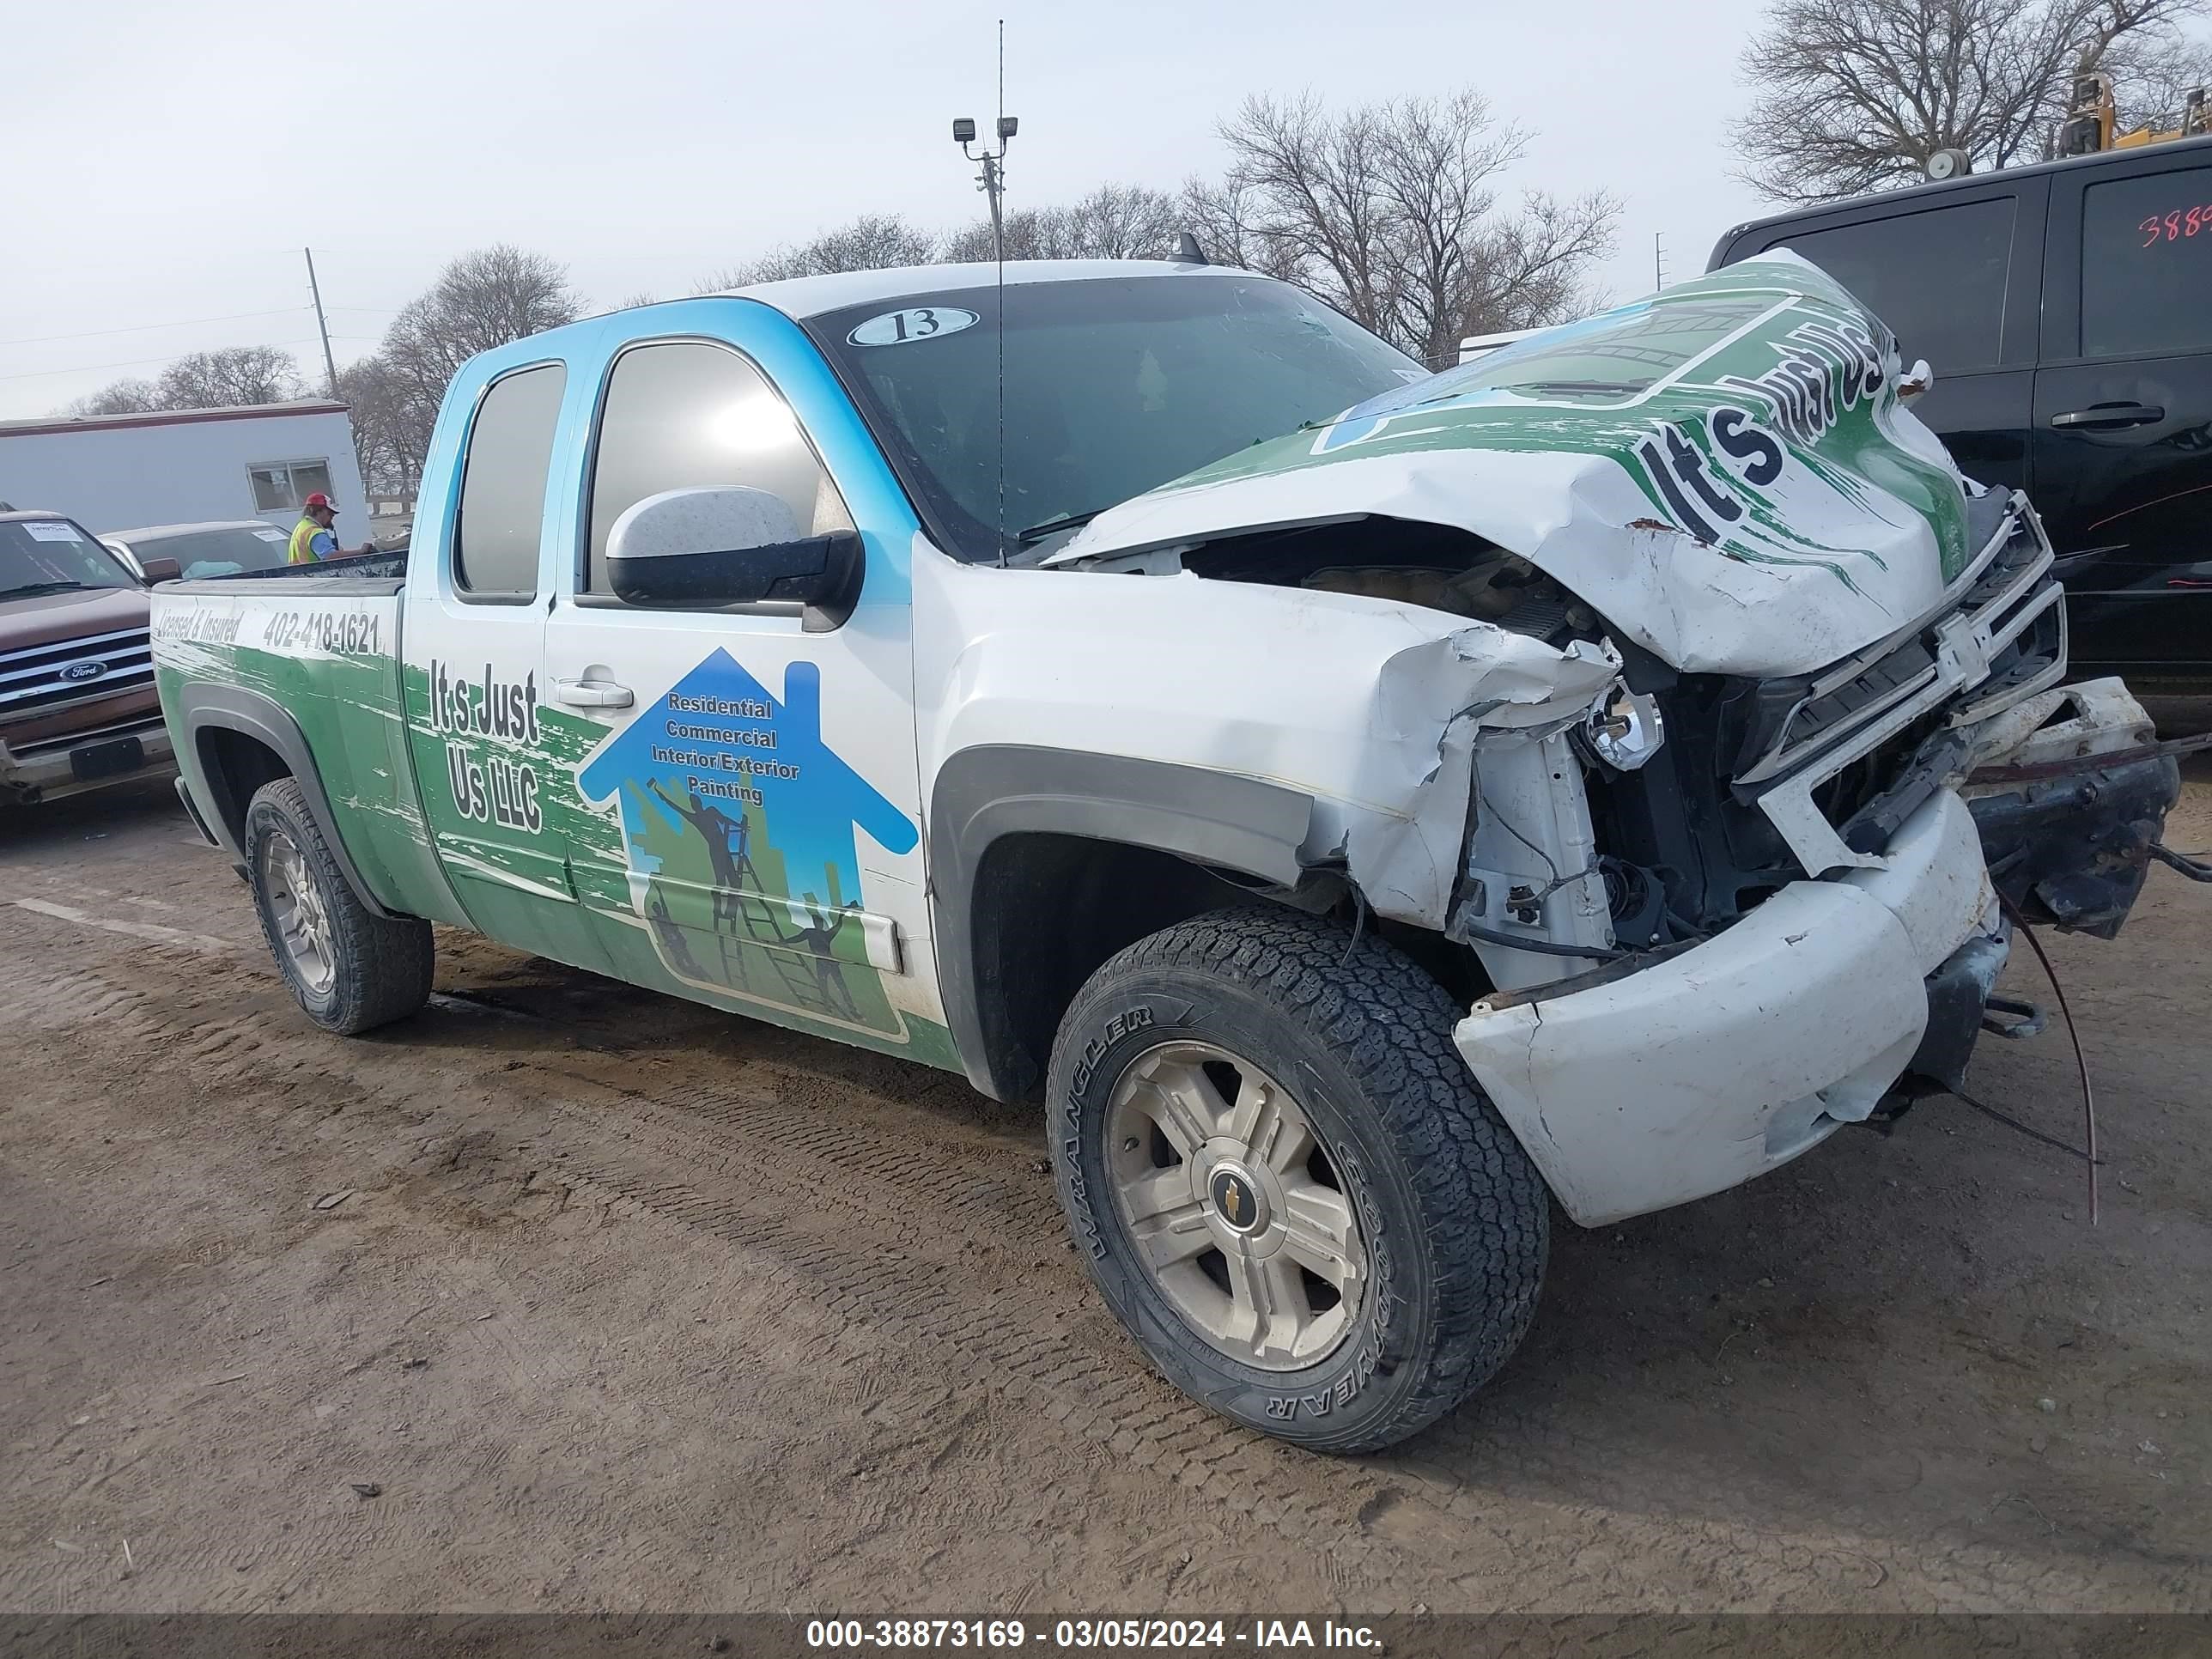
[244, 778, 433, 1034]
[1047, 906, 1548, 1453]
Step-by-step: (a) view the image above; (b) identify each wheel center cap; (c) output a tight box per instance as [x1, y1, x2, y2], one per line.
[1208, 1164, 1267, 1235]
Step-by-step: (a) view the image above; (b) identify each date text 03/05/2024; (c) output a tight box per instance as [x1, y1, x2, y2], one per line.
[804, 1620, 1382, 1650]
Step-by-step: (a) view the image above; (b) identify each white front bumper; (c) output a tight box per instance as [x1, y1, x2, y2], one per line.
[1454, 788, 1997, 1226]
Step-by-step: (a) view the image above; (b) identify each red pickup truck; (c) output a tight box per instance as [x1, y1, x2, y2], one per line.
[1, 509, 179, 805]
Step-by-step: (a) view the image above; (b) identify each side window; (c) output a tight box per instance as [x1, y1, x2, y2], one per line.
[247, 459, 335, 514]
[2080, 166, 2212, 357]
[289, 460, 334, 503]
[585, 340, 852, 595]
[454, 363, 566, 598]
[1760, 198, 2015, 372]
[248, 466, 291, 514]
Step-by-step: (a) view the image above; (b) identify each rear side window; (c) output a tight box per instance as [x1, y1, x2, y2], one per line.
[2080, 166, 2212, 357]
[584, 341, 851, 595]
[1759, 198, 2014, 373]
[454, 363, 566, 597]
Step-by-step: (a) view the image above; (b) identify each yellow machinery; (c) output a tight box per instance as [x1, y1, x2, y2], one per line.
[2057, 71, 2210, 157]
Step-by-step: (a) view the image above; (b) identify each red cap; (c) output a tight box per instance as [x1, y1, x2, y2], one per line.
[304, 492, 337, 511]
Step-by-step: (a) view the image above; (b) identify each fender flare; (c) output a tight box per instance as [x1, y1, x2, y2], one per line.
[927, 744, 1313, 1099]
[173, 682, 400, 919]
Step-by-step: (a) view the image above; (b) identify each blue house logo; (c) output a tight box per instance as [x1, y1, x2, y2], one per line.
[576, 647, 917, 915]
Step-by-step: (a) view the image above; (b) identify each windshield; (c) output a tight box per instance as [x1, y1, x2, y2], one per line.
[125, 524, 293, 580]
[811, 275, 1425, 560]
[0, 518, 136, 596]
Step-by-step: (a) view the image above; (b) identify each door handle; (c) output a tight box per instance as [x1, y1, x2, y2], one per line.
[550, 677, 634, 708]
[2049, 403, 2164, 429]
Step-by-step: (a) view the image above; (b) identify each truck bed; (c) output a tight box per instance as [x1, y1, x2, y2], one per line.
[161, 548, 407, 596]
[150, 569, 448, 922]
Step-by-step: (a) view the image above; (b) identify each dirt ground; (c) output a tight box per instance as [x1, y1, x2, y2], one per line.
[3, 765, 2209, 1618]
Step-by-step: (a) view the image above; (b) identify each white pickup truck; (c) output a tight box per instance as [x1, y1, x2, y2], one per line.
[152, 254, 2179, 1452]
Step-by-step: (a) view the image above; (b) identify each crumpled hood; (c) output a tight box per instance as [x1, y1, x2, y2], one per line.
[1050, 253, 1976, 679]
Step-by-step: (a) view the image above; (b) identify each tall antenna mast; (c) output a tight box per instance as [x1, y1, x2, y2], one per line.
[952, 21, 1018, 560]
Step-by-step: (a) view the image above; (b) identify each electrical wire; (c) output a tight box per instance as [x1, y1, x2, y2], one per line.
[0, 338, 333, 383]
[1478, 787, 1561, 884]
[1999, 891, 2100, 1225]
[1456, 921, 1628, 961]
[1948, 1085, 2101, 1165]
[0, 307, 307, 349]
[1342, 888, 1370, 966]
[1477, 785, 1604, 913]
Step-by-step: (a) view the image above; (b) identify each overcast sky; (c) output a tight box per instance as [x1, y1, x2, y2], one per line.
[2, 0, 1771, 419]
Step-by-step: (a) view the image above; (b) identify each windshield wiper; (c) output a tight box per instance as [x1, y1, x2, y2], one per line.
[1, 580, 99, 598]
[1015, 508, 1103, 545]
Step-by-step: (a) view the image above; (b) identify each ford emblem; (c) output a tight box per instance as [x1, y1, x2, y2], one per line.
[58, 660, 108, 684]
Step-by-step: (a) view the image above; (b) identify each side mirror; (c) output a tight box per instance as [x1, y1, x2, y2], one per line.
[605, 486, 863, 629]
[138, 556, 182, 585]
[1898, 358, 1936, 404]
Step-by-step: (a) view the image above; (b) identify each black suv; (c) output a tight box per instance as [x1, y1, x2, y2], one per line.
[1711, 134, 2212, 687]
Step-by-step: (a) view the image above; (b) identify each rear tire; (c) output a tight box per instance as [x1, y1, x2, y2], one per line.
[1046, 905, 1548, 1453]
[244, 778, 432, 1034]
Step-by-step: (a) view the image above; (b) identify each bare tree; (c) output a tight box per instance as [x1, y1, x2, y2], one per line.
[1212, 91, 1619, 365]
[675, 93, 1613, 365]
[64, 349, 300, 417]
[150, 344, 303, 408]
[1736, 0, 2210, 203]
[337, 354, 437, 495]
[702, 214, 940, 289]
[1454, 195, 1621, 336]
[65, 379, 162, 416]
[1213, 94, 1403, 335]
[363, 246, 581, 489]
[381, 245, 582, 387]
[943, 184, 1184, 262]
[2104, 26, 2212, 126]
[1179, 175, 1312, 283]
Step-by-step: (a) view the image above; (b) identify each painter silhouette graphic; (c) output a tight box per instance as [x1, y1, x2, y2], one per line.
[765, 891, 863, 1021]
[646, 890, 704, 977]
[647, 779, 753, 927]
[578, 649, 918, 1018]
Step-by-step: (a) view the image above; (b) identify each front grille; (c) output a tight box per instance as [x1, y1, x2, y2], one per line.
[1809, 707, 1945, 829]
[0, 627, 155, 719]
[1735, 512, 2052, 789]
[1717, 492, 2070, 876]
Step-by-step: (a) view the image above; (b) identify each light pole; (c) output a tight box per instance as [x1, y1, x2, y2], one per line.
[951, 114, 1018, 264]
[953, 37, 1018, 557]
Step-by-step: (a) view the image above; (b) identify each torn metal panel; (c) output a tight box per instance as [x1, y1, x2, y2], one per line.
[912, 550, 1617, 935]
[1341, 626, 1613, 929]
[1051, 254, 1976, 679]
[1453, 729, 1615, 990]
[1963, 677, 2181, 938]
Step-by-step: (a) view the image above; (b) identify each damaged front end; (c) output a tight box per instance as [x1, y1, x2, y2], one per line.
[1054, 253, 2181, 1228]
[1453, 490, 2173, 1224]
[1958, 678, 2182, 938]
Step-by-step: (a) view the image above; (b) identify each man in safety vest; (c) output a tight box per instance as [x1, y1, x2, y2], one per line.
[287, 492, 372, 564]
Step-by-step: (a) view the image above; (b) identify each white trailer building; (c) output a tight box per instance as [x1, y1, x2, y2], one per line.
[0, 402, 368, 537]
